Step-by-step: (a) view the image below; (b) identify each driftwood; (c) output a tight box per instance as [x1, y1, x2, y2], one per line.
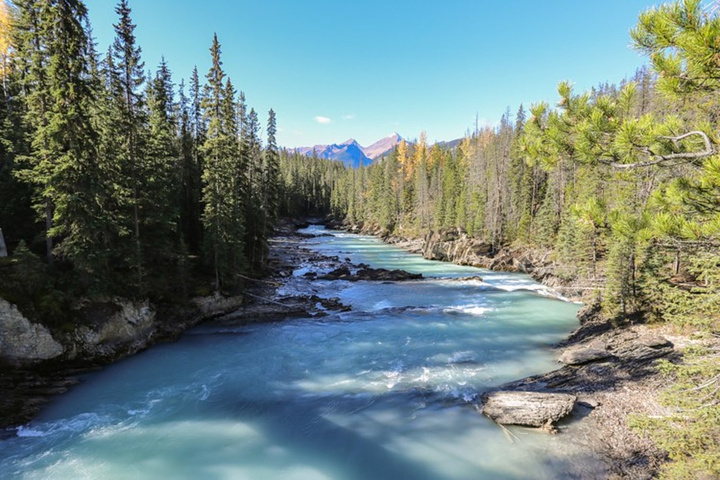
[481, 391, 576, 429]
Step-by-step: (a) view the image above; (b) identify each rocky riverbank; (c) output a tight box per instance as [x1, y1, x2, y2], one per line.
[334, 221, 678, 479]
[485, 306, 677, 479]
[0, 293, 245, 431]
[340, 223, 592, 303]
[0, 221, 300, 431]
[0, 220, 427, 433]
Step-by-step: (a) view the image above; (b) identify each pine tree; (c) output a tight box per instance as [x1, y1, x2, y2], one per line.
[262, 108, 280, 252]
[177, 79, 202, 252]
[13, 0, 54, 263]
[0, 0, 37, 254]
[144, 58, 180, 283]
[243, 107, 263, 272]
[13, 0, 115, 286]
[109, 0, 147, 291]
[200, 34, 244, 291]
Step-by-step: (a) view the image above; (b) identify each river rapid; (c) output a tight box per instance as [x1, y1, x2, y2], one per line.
[0, 226, 603, 479]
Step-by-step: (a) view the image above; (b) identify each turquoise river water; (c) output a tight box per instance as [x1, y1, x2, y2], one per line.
[0, 227, 601, 479]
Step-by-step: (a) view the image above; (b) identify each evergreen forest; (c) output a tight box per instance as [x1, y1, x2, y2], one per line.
[1, 0, 719, 477]
[0, 0, 281, 311]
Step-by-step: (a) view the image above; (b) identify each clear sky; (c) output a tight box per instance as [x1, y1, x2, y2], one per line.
[84, 0, 662, 148]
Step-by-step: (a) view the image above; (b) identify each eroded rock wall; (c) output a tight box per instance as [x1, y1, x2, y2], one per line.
[0, 298, 63, 364]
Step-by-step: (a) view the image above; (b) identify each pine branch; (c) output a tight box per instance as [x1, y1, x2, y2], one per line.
[599, 130, 716, 169]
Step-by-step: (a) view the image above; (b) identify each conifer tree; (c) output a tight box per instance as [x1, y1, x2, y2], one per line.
[144, 58, 180, 277]
[200, 34, 244, 291]
[109, 0, 147, 291]
[177, 79, 202, 252]
[262, 108, 280, 248]
[0, 0, 36, 253]
[13, 0, 110, 284]
[13, 0, 53, 263]
[243, 107, 264, 272]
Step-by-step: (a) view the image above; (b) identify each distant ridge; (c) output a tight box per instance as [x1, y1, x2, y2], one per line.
[293, 133, 404, 168]
[363, 133, 404, 160]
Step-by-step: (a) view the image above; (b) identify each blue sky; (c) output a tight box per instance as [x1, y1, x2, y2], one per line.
[84, 0, 662, 148]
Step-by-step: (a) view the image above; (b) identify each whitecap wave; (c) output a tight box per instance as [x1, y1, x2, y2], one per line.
[16, 412, 109, 438]
[443, 305, 494, 316]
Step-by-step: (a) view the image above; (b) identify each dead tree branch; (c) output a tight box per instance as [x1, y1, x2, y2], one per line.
[599, 130, 715, 169]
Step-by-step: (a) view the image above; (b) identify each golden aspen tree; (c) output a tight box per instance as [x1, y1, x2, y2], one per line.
[0, 0, 13, 86]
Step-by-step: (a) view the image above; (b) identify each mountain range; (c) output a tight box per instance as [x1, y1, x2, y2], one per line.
[294, 133, 404, 168]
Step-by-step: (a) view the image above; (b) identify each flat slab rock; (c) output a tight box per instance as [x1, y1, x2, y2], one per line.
[559, 346, 611, 365]
[482, 391, 577, 428]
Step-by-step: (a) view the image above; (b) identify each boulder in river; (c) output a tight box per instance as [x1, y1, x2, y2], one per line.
[319, 265, 353, 280]
[318, 265, 422, 281]
[354, 268, 422, 281]
[481, 391, 577, 430]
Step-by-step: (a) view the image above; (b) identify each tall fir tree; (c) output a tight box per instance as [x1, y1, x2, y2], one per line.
[200, 34, 244, 291]
[109, 0, 147, 292]
[261, 108, 280, 262]
[144, 57, 180, 283]
[13, 0, 110, 283]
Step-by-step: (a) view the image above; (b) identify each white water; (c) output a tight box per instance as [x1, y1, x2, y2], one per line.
[0, 227, 601, 479]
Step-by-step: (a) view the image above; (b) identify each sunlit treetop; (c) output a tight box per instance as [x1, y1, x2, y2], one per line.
[631, 0, 720, 97]
[0, 0, 13, 80]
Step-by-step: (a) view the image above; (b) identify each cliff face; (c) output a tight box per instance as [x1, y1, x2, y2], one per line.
[0, 295, 245, 368]
[0, 298, 63, 365]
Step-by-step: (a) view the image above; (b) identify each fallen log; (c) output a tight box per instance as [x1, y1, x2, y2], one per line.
[481, 391, 576, 430]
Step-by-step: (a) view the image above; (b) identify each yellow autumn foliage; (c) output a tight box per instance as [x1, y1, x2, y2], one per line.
[0, 0, 12, 80]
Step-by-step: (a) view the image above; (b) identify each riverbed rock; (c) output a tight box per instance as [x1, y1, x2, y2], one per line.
[559, 344, 611, 365]
[319, 265, 353, 280]
[0, 298, 63, 364]
[481, 391, 577, 429]
[355, 268, 422, 281]
[450, 276, 484, 282]
[318, 265, 423, 282]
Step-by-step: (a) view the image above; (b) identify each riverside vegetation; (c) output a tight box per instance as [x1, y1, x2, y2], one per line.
[0, 0, 719, 478]
[279, 2, 720, 477]
[0, 1, 281, 317]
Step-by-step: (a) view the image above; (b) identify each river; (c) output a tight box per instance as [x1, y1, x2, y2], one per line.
[0, 226, 601, 479]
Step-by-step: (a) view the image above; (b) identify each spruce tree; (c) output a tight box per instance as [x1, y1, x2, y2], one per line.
[177, 79, 202, 252]
[109, 0, 147, 291]
[144, 58, 180, 281]
[200, 34, 244, 291]
[262, 108, 280, 251]
[243, 107, 263, 272]
[13, 0, 110, 285]
[13, 0, 54, 263]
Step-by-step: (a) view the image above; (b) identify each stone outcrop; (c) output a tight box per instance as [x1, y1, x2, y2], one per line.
[482, 391, 577, 429]
[559, 341, 612, 365]
[422, 228, 493, 265]
[0, 298, 63, 364]
[68, 300, 157, 360]
[64, 295, 245, 362]
[191, 295, 245, 322]
[355, 267, 422, 281]
[318, 265, 422, 281]
[413, 227, 588, 301]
